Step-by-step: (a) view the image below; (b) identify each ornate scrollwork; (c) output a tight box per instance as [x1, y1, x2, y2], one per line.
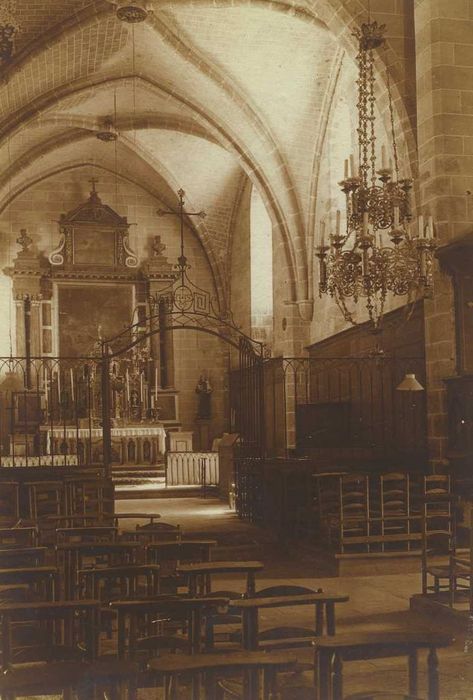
[49, 231, 66, 266]
[123, 235, 138, 268]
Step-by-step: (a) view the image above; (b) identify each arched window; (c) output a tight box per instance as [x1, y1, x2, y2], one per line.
[250, 187, 273, 341]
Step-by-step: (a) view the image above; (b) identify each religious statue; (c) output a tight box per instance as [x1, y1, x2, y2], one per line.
[195, 373, 212, 419]
[152, 235, 166, 258]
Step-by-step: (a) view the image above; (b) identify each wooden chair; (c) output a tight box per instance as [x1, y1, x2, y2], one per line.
[177, 560, 264, 596]
[145, 540, 216, 566]
[327, 475, 370, 553]
[79, 564, 160, 601]
[0, 482, 20, 527]
[56, 525, 118, 544]
[78, 563, 161, 640]
[420, 475, 452, 519]
[255, 585, 328, 649]
[421, 494, 456, 600]
[26, 481, 64, 522]
[204, 590, 246, 650]
[378, 473, 412, 550]
[111, 596, 229, 660]
[0, 546, 47, 568]
[206, 583, 325, 653]
[314, 630, 453, 700]
[0, 600, 106, 700]
[26, 481, 65, 545]
[146, 650, 298, 700]
[145, 540, 216, 594]
[0, 659, 138, 700]
[0, 526, 38, 548]
[0, 600, 101, 671]
[66, 477, 114, 519]
[0, 567, 58, 603]
[446, 506, 473, 607]
[122, 522, 182, 544]
[316, 473, 344, 532]
[44, 512, 116, 529]
[56, 541, 141, 599]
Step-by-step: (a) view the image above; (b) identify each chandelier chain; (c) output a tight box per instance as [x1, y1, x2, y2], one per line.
[387, 68, 400, 181]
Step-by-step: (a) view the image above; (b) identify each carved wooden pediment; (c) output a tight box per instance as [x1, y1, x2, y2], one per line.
[49, 180, 138, 272]
[60, 184, 127, 228]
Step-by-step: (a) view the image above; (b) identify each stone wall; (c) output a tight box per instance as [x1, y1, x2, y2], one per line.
[415, 0, 473, 469]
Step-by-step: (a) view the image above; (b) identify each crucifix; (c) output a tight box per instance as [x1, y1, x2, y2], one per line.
[157, 188, 206, 282]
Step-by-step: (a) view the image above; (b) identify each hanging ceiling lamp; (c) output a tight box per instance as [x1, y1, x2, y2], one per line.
[111, 0, 150, 22]
[0, 0, 19, 63]
[315, 20, 436, 332]
[96, 117, 119, 142]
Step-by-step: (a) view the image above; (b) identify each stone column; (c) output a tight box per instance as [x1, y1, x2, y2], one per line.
[415, 0, 473, 470]
[272, 302, 311, 453]
[143, 236, 176, 391]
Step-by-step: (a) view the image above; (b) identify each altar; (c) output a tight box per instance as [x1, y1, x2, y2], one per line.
[2, 182, 184, 473]
[41, 424, 167, 466]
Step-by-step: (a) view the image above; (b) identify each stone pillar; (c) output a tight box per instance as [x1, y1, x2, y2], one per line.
[272, 302, 311, 453]
[14, 296, 27, 358]
[143, 236, 177, 391]
[415, 0, 473, 470]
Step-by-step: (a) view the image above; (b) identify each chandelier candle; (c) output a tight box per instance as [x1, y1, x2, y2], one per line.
[315, 20, 437, 330]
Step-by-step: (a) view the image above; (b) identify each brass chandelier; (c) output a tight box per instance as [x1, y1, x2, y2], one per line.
[316, 21, 436, 331]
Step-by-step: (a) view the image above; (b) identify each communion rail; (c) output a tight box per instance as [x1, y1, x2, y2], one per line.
[166, 452, 219, 487]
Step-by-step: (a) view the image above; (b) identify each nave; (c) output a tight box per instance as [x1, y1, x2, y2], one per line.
[0, 485, 468, 699]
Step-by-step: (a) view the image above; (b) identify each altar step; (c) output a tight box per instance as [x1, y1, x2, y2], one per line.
[114, 482, 219, 499]
[111, 463, 165, 487]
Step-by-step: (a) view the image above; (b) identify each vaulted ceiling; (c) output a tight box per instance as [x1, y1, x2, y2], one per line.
[0, 0, 415, 311]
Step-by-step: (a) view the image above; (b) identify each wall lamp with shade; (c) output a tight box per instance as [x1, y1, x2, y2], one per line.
[396, 373, 425, 392]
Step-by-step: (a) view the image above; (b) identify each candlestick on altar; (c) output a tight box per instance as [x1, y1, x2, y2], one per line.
[418, 215, 424, 238]
[336, 210, 341, 236]
[140, 373, 144, 403]
[70, 368, 74, 403]
[126, 369, 130, 402]
[350, 154, 356, 177]
[320, 220, 326, 247]
[381, 144, 387, 170]
[344, 159, 349, 179]
[428, 215, 434, 238]
[155, 367, 158, 398]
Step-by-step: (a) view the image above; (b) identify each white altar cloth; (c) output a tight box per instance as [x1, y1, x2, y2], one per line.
[42, 425, 167, 455]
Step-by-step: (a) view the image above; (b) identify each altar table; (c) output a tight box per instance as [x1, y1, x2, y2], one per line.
[41, 425, 166, 465]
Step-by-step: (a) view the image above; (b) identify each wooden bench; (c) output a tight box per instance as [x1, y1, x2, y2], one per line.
[147, 650, 298, 700]
[0, 567, 58, 602]
[0, 599, 101, 672]
[0, 546, 48, 568]
[110, 596, 229, 658]
[56, 542, 141, 599]
[176, 560, 264, 596]
[314, 630, 454, 700]
[231, 591, 349, 651]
